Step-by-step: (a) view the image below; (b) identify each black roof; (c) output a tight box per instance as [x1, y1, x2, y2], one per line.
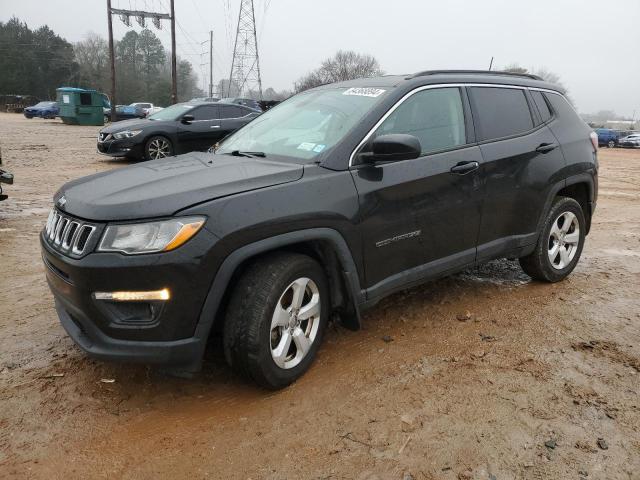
[321, 70, 564, 93]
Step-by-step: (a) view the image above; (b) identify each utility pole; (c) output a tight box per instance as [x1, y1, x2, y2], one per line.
[228, 0, 262, 99]
[107, 0, 116, 122]
[106, 1, 176, 112]
[170, 0, 178, 104]
[209, 30, 213, 98]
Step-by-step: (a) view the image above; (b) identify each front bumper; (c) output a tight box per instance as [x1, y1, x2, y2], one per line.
[97, 138, 144, 158]
[41, 226, 219, 371]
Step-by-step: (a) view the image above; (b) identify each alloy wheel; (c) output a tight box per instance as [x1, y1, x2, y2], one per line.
[548, 211, 580, 269]
[269, 277, 321, 369]
[148, 138, 171, 159]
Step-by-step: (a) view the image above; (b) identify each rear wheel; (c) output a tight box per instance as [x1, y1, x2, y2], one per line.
[608, 140, 616, 148]
[145, 135, 173, 160]
[223, 252, 329, 389]
[519, 196, 586, 282]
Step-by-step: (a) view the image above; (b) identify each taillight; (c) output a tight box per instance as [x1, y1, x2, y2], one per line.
[590, 131, 599, 151]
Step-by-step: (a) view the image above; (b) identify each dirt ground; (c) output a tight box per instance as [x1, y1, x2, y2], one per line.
[0, 112, 639, 480]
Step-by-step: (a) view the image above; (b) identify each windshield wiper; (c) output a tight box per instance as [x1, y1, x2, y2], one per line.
[228, 150, 266, 158]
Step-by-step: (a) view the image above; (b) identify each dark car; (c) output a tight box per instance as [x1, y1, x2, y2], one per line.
[23, 101, 59, 119]
[97, 101, 260, 160]
[594, 128, 620, 148]
[42, 70, 597, 389]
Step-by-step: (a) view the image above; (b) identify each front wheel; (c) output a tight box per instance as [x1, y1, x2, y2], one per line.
[519, 196, 586, 282]
[608, 140, 616, 148]
[223, 252, 329, 389]
[145, 135, 173, 160]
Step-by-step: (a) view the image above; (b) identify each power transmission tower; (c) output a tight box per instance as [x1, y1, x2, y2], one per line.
[106, 0, 178, 122]
[228, 0, 262, 99]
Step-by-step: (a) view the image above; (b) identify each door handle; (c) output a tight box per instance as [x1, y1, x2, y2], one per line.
[535, 142, 558, 154]
[450, 161, 479, 175]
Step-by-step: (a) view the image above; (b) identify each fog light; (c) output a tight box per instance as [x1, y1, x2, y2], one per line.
[93, 289, 170, 302]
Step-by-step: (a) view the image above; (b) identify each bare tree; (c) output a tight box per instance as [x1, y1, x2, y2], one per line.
[73, 32, 109, 91]
[294, 50, 383, 93]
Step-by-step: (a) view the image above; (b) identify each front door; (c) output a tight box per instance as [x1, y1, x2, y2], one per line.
[177, 104, 221, 152]
[351, 86, 484, 299]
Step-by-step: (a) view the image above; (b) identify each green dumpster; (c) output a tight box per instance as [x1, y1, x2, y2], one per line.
[56, 87, 109, 126]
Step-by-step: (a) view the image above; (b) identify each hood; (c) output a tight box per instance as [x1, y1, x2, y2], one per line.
[100, 118, 169, 133]
[55, 152, 304, 221]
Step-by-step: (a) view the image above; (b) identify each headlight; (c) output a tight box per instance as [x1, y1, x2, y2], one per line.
[97, 216, 205, 254]
[113, 129, 142, 140]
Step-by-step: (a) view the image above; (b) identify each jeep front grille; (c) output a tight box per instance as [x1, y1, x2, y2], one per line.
[45, 209, 97, 256]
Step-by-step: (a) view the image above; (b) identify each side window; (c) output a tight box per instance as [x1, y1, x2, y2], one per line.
[370, 87, 466, 155]
[220, 105, 244, 118]
[470, 87, 534, 141]
[531, 91, 553, 123]
[191, 105, 219, 120]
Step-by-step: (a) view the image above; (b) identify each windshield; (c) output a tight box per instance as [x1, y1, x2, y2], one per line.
[148, 103, 194, 121]
[216, 87, 390, 160]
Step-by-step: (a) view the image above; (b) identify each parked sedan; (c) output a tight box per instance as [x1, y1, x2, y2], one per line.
[23, 101, 59, 119]
[619, 133, 640, 148]
[97, 101, 260, 160]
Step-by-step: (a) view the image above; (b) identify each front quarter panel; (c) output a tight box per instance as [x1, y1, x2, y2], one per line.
[180, 165, 364, 285]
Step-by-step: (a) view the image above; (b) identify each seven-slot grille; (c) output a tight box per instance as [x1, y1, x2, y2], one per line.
[45, 209, 97, 256]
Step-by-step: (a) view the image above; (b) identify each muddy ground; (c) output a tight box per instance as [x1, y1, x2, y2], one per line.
[0, 112, 639, 479]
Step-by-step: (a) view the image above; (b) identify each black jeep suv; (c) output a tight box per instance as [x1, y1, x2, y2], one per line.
[42, 71, 598, 389]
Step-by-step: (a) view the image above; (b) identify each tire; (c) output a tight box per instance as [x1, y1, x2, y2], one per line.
[104, 114, 110, 124]
[223, 252, 329, 390]
[145, 135, 173, 160]
[608, 140, 615, 148]
[519, 196, 586, 282]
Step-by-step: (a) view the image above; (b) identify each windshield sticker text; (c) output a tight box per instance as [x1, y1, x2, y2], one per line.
[343, 88, 386, 98]
[297, 142, 316, 151]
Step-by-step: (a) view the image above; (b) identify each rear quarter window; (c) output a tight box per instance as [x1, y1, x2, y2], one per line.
[530, 90, 553, 123]
[470, 87, 534, 141]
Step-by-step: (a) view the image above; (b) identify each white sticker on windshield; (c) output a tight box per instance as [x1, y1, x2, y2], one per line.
[343, 87, 386, 98]
[297, 142, 316, 151]
[313, 144, 326, 153]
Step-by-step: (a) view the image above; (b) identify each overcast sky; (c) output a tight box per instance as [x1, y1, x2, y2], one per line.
[2, 0, 639, 117]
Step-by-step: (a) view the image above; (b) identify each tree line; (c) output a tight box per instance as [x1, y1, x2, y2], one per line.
[0, 17, 202, 105]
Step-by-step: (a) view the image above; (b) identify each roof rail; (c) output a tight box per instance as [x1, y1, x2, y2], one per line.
[408, 70, 543, 81]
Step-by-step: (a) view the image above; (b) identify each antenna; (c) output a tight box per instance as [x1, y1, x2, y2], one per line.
[228, 0, 263, 99]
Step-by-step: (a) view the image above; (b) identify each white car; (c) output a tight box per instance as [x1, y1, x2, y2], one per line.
[129, 102, 164, 117]
[619, 133, 640, 148]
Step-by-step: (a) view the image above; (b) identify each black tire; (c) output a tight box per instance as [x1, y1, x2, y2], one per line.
[104, 114, 110, 124]
[223, 252, 329, 390]
[519, 196, 586, 282]
[144, 135, 173, 160]
[608, 140, 615, 148]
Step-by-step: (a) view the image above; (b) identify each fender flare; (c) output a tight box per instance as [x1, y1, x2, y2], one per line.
[189, 228, 364, 363]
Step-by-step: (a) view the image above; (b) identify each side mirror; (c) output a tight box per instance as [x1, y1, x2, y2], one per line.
[359, 134, 421, 164]
[181, 114, 195, 124]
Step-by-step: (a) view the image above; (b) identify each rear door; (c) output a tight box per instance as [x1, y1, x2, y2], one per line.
[351, 86, 484, 299]
[469, 86, 566, 261]
[177, 104, 221, 152]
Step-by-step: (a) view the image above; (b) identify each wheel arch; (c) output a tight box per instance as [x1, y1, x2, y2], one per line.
[192, 228, 364, 359]
[538, 174, 595, 237]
